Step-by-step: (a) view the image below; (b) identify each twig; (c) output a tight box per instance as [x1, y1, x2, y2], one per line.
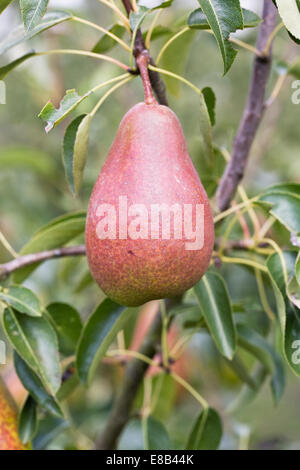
[121, 0, 168, 106]
[0, 245, 86, 281]
[216, 1, 278, 211]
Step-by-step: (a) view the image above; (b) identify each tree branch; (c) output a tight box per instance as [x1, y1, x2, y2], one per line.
[95, 307, 163, 450]
[121, 0, 168, 105]
[0, 245, 86, 281]
[216, 0, 278, 211]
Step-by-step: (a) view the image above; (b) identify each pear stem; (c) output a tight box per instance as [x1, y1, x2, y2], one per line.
[136, 53, 157, 105]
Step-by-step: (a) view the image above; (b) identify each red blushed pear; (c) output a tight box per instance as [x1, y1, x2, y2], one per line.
[85, 55, 214, 307]
[0, 377, 30, 450]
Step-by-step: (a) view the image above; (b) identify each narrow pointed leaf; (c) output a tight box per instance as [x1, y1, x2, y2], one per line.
[76, 299, 136, 384]
[189, 8, 261, 30]
[18, 395, 38, 444]
[194, 272, 236, 359]
[202, 86, 216, 126]
[62, 113, 91, 194]
[3, 308, 61, 394]
[14, 352, 63, 417]
[267, 252, 300, 376]
[0, 51, 36, 80]
[20, 0, 49, 32]
[237, 324, 286, 404]
[196, 0, 243, 74]
[92, 24, 125, 54]
[13, 211, 86, 283]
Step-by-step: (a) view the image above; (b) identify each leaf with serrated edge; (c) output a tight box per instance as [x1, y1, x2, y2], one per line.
[39, 89, 90, 133]
[20, 0, 49, 32]
[196, 0, 243, 74]
[3, 307, 61, 394]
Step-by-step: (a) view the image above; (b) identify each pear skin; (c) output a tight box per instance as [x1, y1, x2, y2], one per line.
[86, 102, 214, 306]
[0, 378, 30, 450]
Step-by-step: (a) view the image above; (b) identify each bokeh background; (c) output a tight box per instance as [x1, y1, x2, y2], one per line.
[0, 0, 299, 450]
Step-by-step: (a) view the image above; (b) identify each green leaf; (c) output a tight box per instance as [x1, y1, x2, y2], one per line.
[0, 10, 72, 54]
[161, 29, 195, 97]
[18, 395, 38, 444]
[223, 355, 257, 389]
[33, 416, 69, 449]
[0, 285, 41, 317]
[142, 25, 172, 42]
[287, 275, 300, 309]
[258, 183, 300, 234]
[289, 58, 300, 79]
[199, 91, 214, 163]
[130, 0, 174, 30]
[0, 0, 15, 13]
[242, 8, 262, 27]
[226, 364, 268, 413]
[143, 418, 172, 450]
[130, 5, 149, 31]
[20, 0, 49, 32]
[13, 211, 86, 283]
[62, 113, 91, 195]
[92, 24, 125, 54]
[76, 299, 136, 384]
[197, 146, 226, 198]
[56, 364, 79, 401]
[237, 324, 286, 404]
[267, 252, 300, 376]
[186, 407, 222, 450]
[14, 352, 64, 417]
[295, 252, 300, 285]
[202, 86, 216, 126]
[46, 303, 82, 357]
[194, 272, 236, 359]
[188, 7, 261, 30]
[0, 51, 36, 79]
[195, 0, 244, 74]
[39, 89, 90, 133]
[0, 147, 56, 177]
[276, 0, 300, 40]
[3, 308, 61, 394]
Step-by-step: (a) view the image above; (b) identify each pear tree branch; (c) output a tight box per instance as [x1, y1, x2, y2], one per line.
[216, 0, 278, 211]
[0, 245, 86, 281]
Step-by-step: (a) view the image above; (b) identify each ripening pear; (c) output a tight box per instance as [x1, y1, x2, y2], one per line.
[86, 91, 214, 306]
[0, 377, 30, 450]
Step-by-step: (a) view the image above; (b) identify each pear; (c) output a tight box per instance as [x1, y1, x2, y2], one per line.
[85, 97, 214, 306]
[0, 378, 30, 450]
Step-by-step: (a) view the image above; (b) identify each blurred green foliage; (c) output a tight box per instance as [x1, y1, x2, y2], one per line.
[0, 0, 300, 450]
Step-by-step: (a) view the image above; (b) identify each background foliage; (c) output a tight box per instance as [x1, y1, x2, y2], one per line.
[0, 0, 300, 450]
